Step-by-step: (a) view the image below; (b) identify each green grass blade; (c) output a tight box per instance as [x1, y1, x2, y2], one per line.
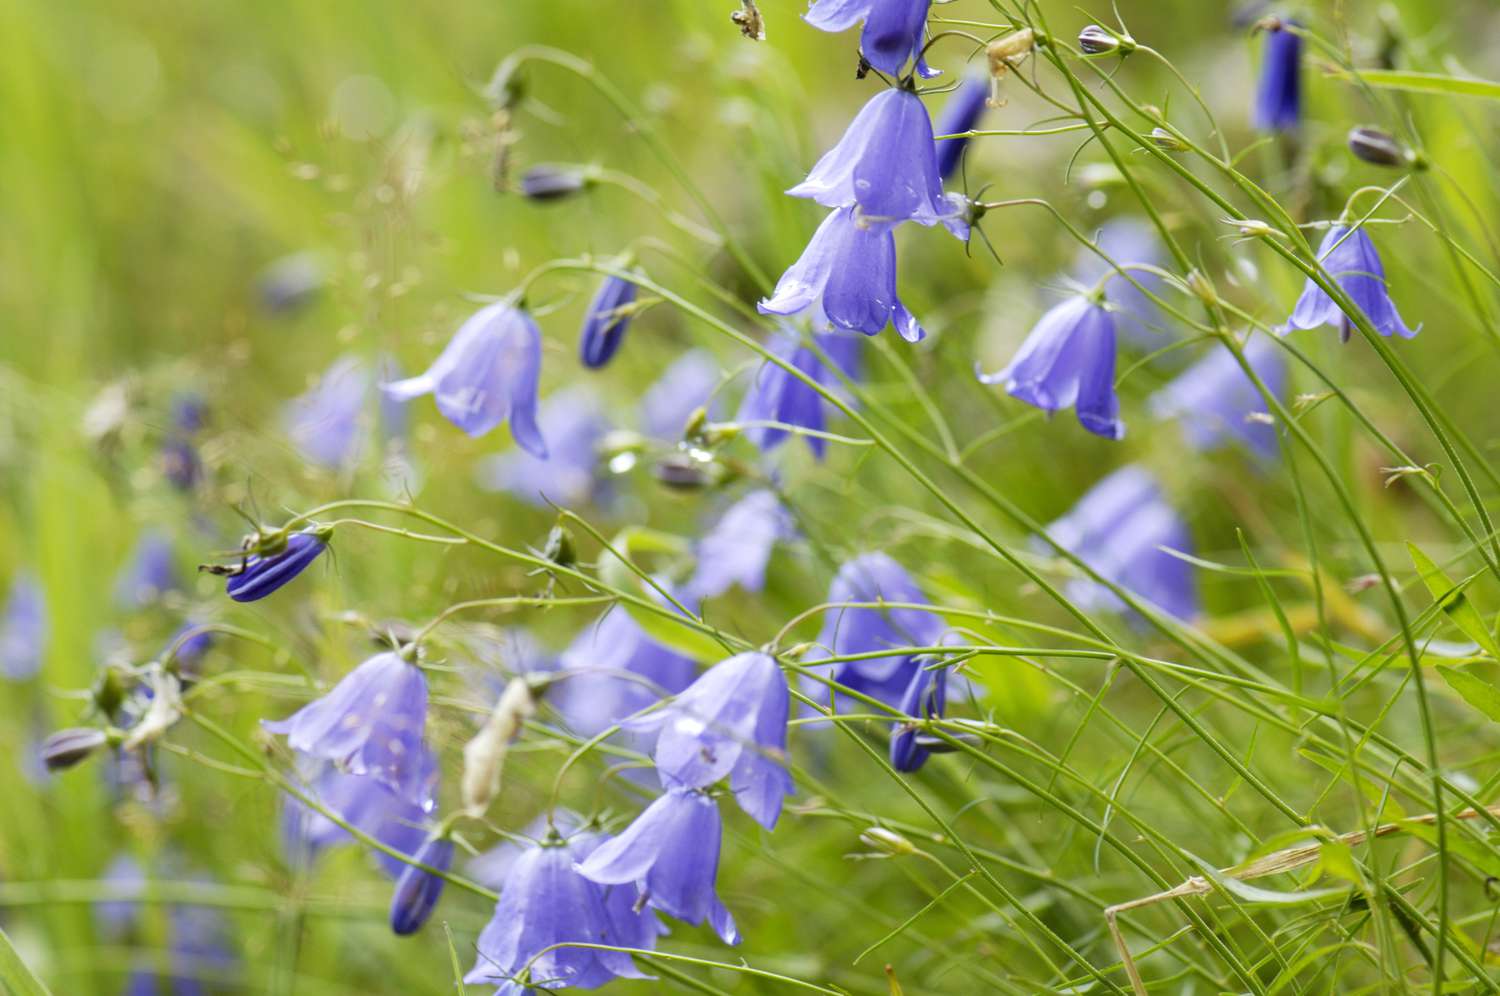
[0, 928, 50, 996]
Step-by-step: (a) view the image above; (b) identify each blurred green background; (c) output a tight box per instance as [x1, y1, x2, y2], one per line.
[3, 0, 1500, 992]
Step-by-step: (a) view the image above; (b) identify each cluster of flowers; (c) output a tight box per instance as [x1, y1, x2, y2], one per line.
[15, 4, 1433, 993]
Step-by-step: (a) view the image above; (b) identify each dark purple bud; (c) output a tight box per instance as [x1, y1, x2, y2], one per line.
[653, 455, 715, 491]
[579, 275, 637, 368]
[390, 836, 453, 936]
[1078, 25, 1133, 56]
[224, 532, 328, 603]
[518, 166, 589, 202]
[1347, 127, 1409, 168]
[41, 728, 109, 771]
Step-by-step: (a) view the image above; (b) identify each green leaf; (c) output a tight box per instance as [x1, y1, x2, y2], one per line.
[1317, 838, 1365, 889]
[0, 927, 50, 996]
[1437, 666, 1500, 723]
[1325, 67, 1500, 101]
[1406, 543, 1500, 660]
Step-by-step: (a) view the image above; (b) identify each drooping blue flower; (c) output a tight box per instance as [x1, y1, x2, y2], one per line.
[759, 207, 927, 341]
[115, 532, 179, 610]
[689, 490, 796, 599]
[804, 0, 936, 79]
[1149, 333, 1285, 459]
[0, 573, 46, 680]
[1285, 225, 1417, 341]
[580, 275, 638, 369]
[1043, 465, 1197, 621]
[738, 329, 861, 460]
[806, 552, 945, 708]
[466, 831, 658, 992]
[390, 834, 454, 935]
[1072, 218, 1166, 346]
[285, 355, 371, 469]
[225, 531, 327, 602]
[468, 812, 580, 890]
[627, 651, 794, 829]
[934, 72, 989, 181]
[550, 605, 699, 743]
[475, 388, 609, 508]
[889, 658, 947, 773]
[789, 88, 964, 234]
[263, 651, 430, 800]
[576, 787, 739, 945]
[977, 294, 1124, 440]
[383, 301, 547, 456]
[1253, 20, 1301, 132]
[640, 351, 721, 441]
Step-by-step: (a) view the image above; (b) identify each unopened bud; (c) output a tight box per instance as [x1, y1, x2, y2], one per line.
[1346, 126, 1409, 168]
[1186, 269, 1220, 307]
[683, 405, 709, 440]
[859, 826, 916, 856]
[389, 834, 454, 936]
[1148, 127, 1187, 152]
[543, 523, 576, 569]
[653, 454, 715, 490]
[461, 677, 535, 818]
[41, 728, 109, 771]
[518, 166, 590, 202]
[1231, 217, 1275, 239]
[1078, 24, 1134, 56]
[486, 58, 526, 111]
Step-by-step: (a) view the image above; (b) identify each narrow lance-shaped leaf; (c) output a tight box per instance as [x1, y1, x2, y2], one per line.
[1437, 666, 1500, 724]
[1406, 543, 1500, 659]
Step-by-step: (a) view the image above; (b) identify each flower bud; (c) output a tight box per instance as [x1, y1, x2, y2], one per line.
[859, 826, 916, 856]
[1148, 127, 1187, 152]
[1078, 24, 1134, 56]
[461, 677, 536, 818]
[40, 728, 109, 771]
[390, 835, 454, 936]
[486, 59, 525, 111]
[1186, 268, 1220, 308]
[222, 530, 328, 603]
[518, 166, 590, 202]
[653, 454, 713, 490]
[1347, 126, 1408, 168]
[543, 523, 576, 569]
